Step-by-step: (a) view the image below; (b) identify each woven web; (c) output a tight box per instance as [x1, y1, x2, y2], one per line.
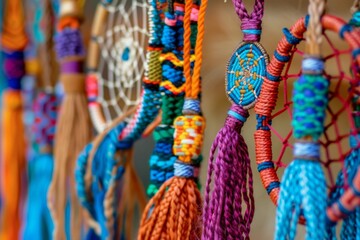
[269, 30, 359, 192]
[96, 0, 149, 123]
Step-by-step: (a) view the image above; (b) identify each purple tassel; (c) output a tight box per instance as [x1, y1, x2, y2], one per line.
[202, 104, 254, 240]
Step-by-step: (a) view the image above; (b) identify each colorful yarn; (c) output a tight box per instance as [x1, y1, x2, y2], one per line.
[32, 91, 58, 150]
[173, 115, 205, 163]
[138, 0, 206, 238]
[226, 42, 268, 108]
[203, 104, 254, 239]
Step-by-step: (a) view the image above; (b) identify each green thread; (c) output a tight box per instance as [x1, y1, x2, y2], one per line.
[292, 74, 329, 140]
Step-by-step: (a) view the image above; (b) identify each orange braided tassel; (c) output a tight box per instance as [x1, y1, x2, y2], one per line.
[0, 91, 27, 240]
[139, 177, 202, 240]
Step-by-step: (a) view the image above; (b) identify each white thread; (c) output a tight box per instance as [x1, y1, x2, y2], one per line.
[92, 0, 150, 132]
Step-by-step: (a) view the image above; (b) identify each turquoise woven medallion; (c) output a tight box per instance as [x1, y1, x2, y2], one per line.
[226, 42, 269, 108]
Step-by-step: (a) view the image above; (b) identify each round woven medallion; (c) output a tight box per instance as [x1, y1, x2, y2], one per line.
[226, 41, 268, 108]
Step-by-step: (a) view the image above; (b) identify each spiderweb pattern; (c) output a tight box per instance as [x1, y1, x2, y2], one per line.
[265, 29, 358, 194]
[95, 0, 149, 127]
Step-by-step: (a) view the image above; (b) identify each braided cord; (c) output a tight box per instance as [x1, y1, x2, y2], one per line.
[184, 0, 207, 99]
[306, 0, 325, 55]
[231, 0, 264, 41]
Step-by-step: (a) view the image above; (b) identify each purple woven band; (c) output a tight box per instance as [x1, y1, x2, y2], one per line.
[61, 61, 83, 73]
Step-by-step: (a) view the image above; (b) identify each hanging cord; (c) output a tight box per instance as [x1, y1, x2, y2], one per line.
[47, 0, 92, 239]
[202, 0, 266, 239]
[0, 0, 28, 239]
[274, 0, 328, 239]
[232, 0, 264, 42]
[138, 0, 208, 239]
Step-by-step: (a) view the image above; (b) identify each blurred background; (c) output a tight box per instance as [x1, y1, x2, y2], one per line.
[79, 0, 354, 238]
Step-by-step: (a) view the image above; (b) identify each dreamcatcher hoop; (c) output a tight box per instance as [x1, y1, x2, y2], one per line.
[86, 0, 150, 133]
[254, 15, 360, 206]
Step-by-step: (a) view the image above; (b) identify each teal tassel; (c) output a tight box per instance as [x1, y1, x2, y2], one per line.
[274, 159, 327, 240]
[23, 153, 54, 240]
[274, 57, 329, 240]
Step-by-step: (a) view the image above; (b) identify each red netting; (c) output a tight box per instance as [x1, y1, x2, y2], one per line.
[268, 29, 358, 192]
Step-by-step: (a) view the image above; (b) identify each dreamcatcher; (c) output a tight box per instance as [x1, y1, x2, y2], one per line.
[86, 0, 153, 133]
[249, 0, 360, 238]
[75, 0, 164, 238]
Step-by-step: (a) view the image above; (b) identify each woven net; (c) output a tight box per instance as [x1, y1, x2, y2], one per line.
[265, 27, 358, 195]
[93, 0, 149, 127]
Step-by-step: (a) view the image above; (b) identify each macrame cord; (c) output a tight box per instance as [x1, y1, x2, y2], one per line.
[138, 0, 207, 238]
[202, 0, 267, 239]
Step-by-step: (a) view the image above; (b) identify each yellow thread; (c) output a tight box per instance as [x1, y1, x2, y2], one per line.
[160, 81, 186, 95]
[173, 115, 205, 163]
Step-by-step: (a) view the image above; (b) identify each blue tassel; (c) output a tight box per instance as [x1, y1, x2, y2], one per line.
[275, 57, 329, 240]
[75, 123, 128, 239]
[22, 153, 54, 240]
[274, 158, 327, 240]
